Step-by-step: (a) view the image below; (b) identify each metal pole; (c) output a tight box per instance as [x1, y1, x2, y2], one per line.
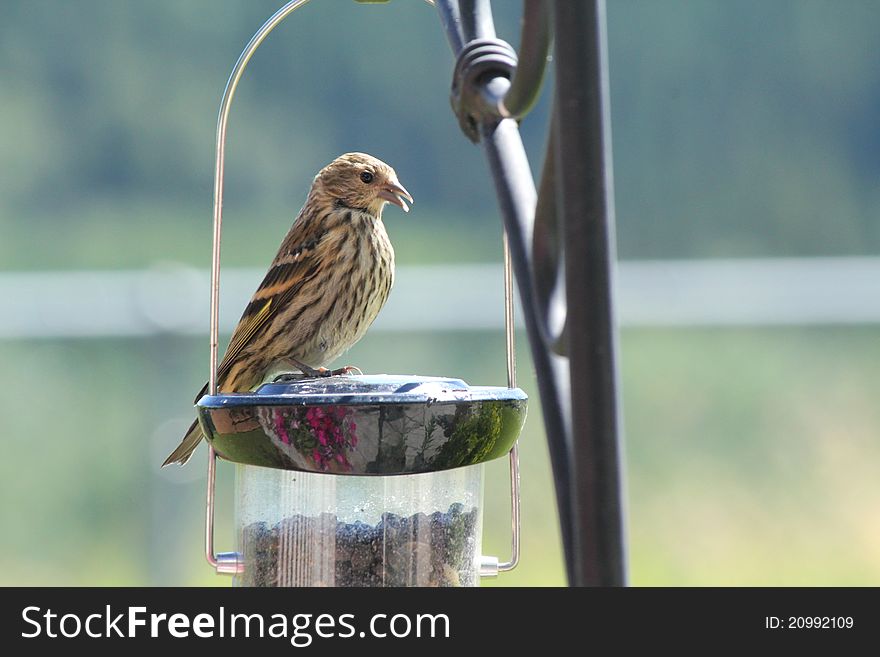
[553, 0, 627, 585]
[436, 0, 577, 577]
[435, 0, 628, 585]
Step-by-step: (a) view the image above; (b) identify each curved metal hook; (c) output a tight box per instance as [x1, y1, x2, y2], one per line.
[500, 0, 552, 120]
[533, 107, 568, 354]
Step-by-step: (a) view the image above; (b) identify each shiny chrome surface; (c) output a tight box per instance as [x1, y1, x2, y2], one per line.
[198, 375, 527, 475]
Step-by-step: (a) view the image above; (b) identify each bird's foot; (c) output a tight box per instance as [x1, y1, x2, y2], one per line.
[328, 365, 363, 376]
[298, 364, 328, 378]
[272, 372, 306, 383]
[288, 360, 362, 378]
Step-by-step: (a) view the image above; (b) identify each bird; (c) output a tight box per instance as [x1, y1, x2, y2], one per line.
[163, 152, 413, 466]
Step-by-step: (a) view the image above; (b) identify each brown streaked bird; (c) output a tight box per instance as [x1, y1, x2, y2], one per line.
[163, 152, 412, 466]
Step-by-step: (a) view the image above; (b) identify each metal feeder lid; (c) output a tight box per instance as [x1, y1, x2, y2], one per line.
[197, 374, 527, 476]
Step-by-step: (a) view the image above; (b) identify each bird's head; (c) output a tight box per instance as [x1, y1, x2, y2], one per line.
[312, 152, 413, 218]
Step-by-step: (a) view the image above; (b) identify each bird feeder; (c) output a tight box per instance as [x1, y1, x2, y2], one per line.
[201, 375, 524, 586]
[196, 0, 525, 587]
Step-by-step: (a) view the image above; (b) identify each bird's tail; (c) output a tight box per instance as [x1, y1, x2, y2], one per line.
[162, 419, 204, 467]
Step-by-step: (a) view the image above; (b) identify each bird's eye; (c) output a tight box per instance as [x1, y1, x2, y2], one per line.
[360, 171, 374, 184]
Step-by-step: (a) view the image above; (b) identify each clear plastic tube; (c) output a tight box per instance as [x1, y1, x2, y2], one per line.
[235, 464, 484, 587]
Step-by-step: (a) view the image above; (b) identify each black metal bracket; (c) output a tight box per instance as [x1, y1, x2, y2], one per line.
[434, 0, 628, 586]
[450, 38, 517, 142]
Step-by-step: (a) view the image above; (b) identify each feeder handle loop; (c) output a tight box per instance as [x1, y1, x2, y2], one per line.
[204, 0, 520, 579]
[209, 0, 314, 397]
[204, 0, 442, 577]
[209, 0, 437, 394]
[499, 230, 521, 573]
[479, 232, 521, 579]
[205, 0, 314, 575]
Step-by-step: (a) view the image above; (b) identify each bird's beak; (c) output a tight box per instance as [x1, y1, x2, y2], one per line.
[378, 180, 414, 213]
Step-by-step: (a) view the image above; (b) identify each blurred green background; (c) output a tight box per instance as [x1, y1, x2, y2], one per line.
[2, 0, 879, 586]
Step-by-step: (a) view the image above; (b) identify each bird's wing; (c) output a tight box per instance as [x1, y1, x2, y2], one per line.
[212, 230, 326, 390]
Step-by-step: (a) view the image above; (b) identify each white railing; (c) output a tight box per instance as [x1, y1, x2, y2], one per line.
[1, 257, 879, 338]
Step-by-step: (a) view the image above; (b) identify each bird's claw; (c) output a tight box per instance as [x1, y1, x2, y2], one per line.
[284, 361, 363, 378]
[329, 365, 363, 376]
[311, 365, 363, 377]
